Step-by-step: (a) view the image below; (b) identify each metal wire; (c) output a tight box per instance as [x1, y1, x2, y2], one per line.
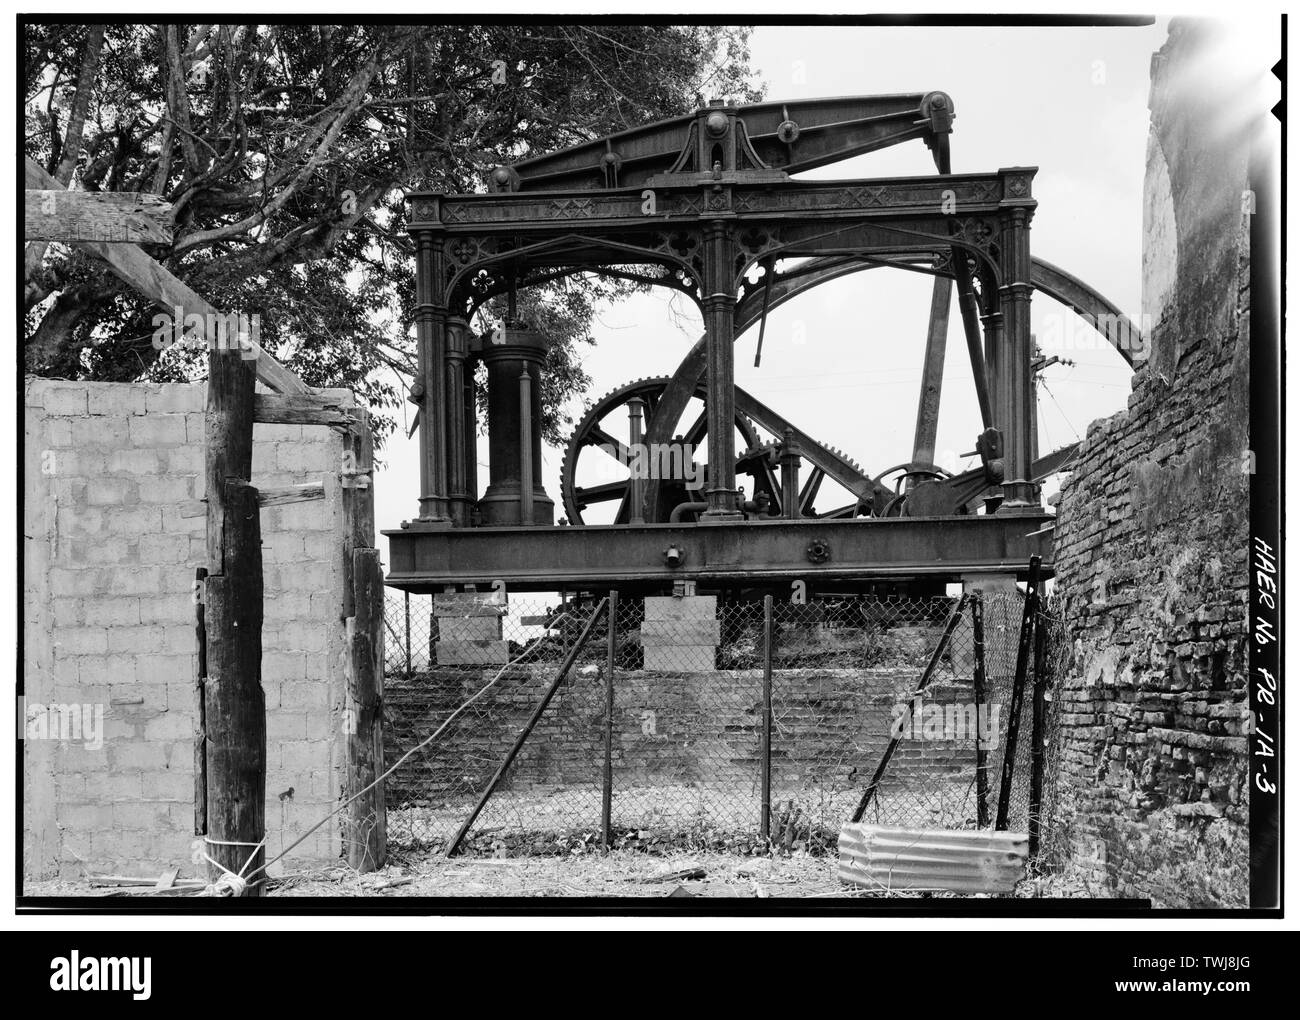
[381, 589, 1053, 857]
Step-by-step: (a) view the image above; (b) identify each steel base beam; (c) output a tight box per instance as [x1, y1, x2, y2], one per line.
[384, 515, 1054, 592]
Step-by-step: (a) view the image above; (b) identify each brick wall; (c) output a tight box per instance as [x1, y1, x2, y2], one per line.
[387, 666, 993, 812]
[1049, 21, 1253, 906]
[24, 378, 355, 880]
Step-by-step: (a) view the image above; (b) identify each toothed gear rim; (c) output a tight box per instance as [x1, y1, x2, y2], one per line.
[560, 377, 763, 525]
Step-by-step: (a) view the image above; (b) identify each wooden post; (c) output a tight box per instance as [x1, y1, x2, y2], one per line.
[602, 590, 618, 849]
[970, 592, 992, 829]
[345, 547, 387, 870]
[1027, 610, 1050, 858]
[761, 594, 774, 839]
[341, 408, 386, 871]
[995, 556, 1042, 830]
[203, 349, 264, 892]
[447, 597, 610, 857]
[193, 566, 208, 836]
[851, 594, 969, 823]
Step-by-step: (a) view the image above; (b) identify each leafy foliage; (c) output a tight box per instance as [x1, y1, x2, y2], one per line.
[25, 22, 762, 445]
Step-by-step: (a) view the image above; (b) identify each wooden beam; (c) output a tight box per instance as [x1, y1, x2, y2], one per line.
[25, 189, 172, 244]
[25, 157, 307, 395]
[180, 483, 326, 518]
[254, 392, 358, 428]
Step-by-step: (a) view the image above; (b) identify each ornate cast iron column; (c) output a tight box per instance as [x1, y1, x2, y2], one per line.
[445, 317, 473, 526]
[996, 168, 1039, 509]
[414, 231, 451, 525]
[702, 216, 742, 519]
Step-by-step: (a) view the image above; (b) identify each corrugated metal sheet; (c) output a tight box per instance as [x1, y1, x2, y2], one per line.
[839, 824, 1028, 894]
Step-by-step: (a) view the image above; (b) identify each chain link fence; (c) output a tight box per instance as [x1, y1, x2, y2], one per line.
[381, 587, 1061, 859]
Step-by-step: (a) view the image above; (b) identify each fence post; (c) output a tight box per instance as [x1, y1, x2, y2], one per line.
[602, 590, 618, 850]
[995, 555, 1042, 830]
[761, 594, 773, 840]
[851, 593, 969, 822]
[447, 596, 610, 857]
[404, 589, 412, 679]
[1027, 609, 1049, 858]
[970, 592, 991, 828]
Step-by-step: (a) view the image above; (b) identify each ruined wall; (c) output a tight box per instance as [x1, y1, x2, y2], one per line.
[24, 379, 354, 880]
[1051, 20, 1253, 906]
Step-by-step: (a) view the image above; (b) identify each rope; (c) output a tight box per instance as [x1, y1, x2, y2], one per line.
[241, 625, 561, 886]
[199, 836, 265, 897]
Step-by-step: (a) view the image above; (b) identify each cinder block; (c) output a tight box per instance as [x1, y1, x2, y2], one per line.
[107, 449, 163, 475]
[438, 616, 503, 641]
[643, 595, 718, 621]
[142, 712, 192, 740]
[164, 446, 203, 475]
[85, 385, 145, 416]
[263, 651, 307, 682]
[436, 639, 510, 665]
[640, 619, 721, 644]
[136, 477, 194, 506]
[127, 414, 188, 447]
[49, 568, 103, 597]
[279, 684, 330, 715]
[45, 419, 74, 447]
[42, 385, 89, 416]
[267, 712, 308, 740]
[55, 627, 109, 655]
[644, 644, 716, 672]
[107, 625, 164, 654]
[111, 567, 164, 595]
[52, 597, 83, 628]
[112, 801, 173, 830]
[137, 594, 190, 626]
[434, 593, 507, 618]
[72, 417, 129, 448]
[85, 477, 138, 506]
[56, 506, 104, 538]
[143, 385, 202, 414]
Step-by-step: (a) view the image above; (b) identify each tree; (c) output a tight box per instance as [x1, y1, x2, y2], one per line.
[24, 22, 762, 445]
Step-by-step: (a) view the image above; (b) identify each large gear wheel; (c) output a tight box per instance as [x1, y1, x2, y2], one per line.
[559, 377, 764, 525]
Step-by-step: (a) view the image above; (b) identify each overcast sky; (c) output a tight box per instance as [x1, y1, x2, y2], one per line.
[373, 19, 1171, 537]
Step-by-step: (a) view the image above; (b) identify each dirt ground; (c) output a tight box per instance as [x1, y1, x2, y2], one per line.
[23, 849, 885, 899]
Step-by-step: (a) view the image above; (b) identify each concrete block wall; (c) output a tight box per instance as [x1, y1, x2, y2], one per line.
[1049, 21, 1253, 906]
[24, 378, 355, 880]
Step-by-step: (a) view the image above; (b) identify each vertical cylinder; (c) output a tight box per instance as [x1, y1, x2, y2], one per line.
[479, 328, 554, 526]
[445, 318, 472, 526]
[702, 219, 740, 518]
[778, 428, 801, 519]
[627, 397, 646, 524]
[518, 368, 534, 527]
[998, 204, 1038, 508]
[414, 233, 451, 523]
[464, 359, 479, 518]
